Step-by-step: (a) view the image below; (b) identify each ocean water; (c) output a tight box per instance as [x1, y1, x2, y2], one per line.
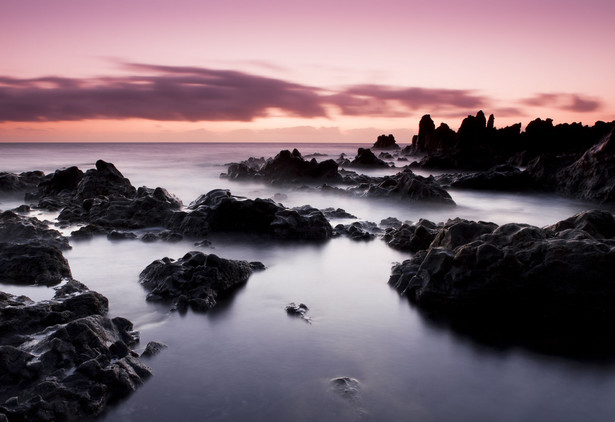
[2, 142, 615, 422]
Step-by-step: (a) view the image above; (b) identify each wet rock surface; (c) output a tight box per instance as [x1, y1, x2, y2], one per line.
[168, 189, 333, 240]
[346, 148, 390, 168]
[140, 251, 263, 312]
[0, 282, 151, 421]
[0, 171, 45, 196]
[223, 148, 341, 184]
[285, 302, 311, 323]
[388, 210, 615, 349]
[0, 210, 70, 250]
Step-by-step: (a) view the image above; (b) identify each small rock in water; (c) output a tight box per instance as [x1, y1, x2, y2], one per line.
[285, 302, 311, 323]
[329, 376, 361, 401]
[141, 341, 168, 358]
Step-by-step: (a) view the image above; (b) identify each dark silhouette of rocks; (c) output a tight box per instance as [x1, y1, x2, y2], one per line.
[140, 251, 263, 312]
[372, 134, 399, 150]
[437, 164, 536, 192]
[0, 210, 70, 250]
[383, 219, 440, 252]
[224, 149, 340, 184]
[388, 210, 615, 355]
[285, 302, 311, 323]
[353, 169, 455, 205]
[347, 148, 390, 168]
[0, 171, 44, 196]
[333, 221, 381, 241]
[167, 189, 332, 240]
[0, 243, 71, 286]
[0, 281, 151, 421]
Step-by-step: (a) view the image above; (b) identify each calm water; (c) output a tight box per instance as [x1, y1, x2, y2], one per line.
[1, 142, 615, 422]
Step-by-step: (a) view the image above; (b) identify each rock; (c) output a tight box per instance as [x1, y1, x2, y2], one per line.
[224, 149, 341, 184]
[107, 231, 138, 241]
[557, 130, 615, 203]
[0, 171, 44, 196]
[0, 210, 70, 250]
[141, 341, 168, 358]
[0, 286, 150, 421]
[285, 302, 310, 323]
[169, 189, 333, 241]
[372, 134, 399, 150]
[438, 164, 536, 192]
[388, 210, 615, 328]
[379, 217, 404, 229]
[320, 208, 357, 219]
[0, 242, 72, 286]
[70, 224, 108, 240]
[358, 168, 455, 205]
[347, 148, 390, 168]
[334, 221, 380, 241]
[329, 377, 361, 402]
[383, 219, 440, 252]
[140, 251, 260, 311]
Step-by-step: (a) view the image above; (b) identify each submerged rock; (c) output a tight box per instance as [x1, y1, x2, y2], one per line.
[140, 251, 263, 312]
[285, 302, 311, 323]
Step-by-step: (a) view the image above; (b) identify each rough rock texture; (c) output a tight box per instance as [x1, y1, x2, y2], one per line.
[167, 189, 333, 240]
[389, 210, 615, 325]
[334, 221, 381, 241]
[0, 242, 72, 286]
[140, 251, 263, 312]
[557, 130, 615, 203]
[355, 169, 455, 205]
[224, 149, 340, 184]
[438, 164, 536, 192]
[0, 210, 70, 250]
[285, 302, 311, 323]
[28, 160, 182, 230]
[372, 134, 399, 150]
[347, 148, 390, 168]
[0, 171, 45, 196]
[0, 282, 151, 421]
[383, 219, 440, 252]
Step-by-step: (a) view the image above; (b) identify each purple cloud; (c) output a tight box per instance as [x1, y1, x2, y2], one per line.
[0, 65, 326, 122]
[521, 93, 602, 113]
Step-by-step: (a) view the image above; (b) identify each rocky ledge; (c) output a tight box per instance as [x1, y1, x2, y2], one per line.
[388, 210, 615, 334]
[140, 251, 264, 312]
[0, 281, 151, 421]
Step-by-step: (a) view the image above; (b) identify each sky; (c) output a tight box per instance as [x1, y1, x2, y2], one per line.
[1, 0, 614, 143]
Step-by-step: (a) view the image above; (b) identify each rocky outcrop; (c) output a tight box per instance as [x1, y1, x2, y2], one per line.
[383, 219, 440, 252]
[333, 221, 380, 241]
[0, 210, 70, 250]
[0, 171, 44, 196]
[372, 134, 399, 150]
[224, 149, 340, 184]
[389, 210, 615, 325]
[140, 251, 263, 312]
[437, 164, 536, 192]
[354, 169, 455, 205]
[0, 242, 72, 286]
[167, 189, 333, 240]
[346, 148, 390, 168]
[556, 130, 615, 203]
[0, 282, 151, 421]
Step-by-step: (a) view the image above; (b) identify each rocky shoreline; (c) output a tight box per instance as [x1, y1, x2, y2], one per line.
[2, 111, 615, 419]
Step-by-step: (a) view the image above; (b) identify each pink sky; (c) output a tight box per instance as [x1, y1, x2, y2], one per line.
[1, 0, 614, 143]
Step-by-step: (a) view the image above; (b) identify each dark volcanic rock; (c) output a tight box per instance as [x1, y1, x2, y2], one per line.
[0, 171, 44, 196]
[0, 242, 72, 286]
[224, 149, 340, 184]
[372, 134, 399, 150]
[140, 251, 261, 312]
[383, 219, 440, 252]
[0, 210, 70, 250]
[334, 221, 380, 241]
[557, 130, 615, 203]
[141, 341, 168, 358]
[347, 148, 390, 168]
[285, 302, 311, 323]
[389, 210, 615, 331]
[357, 169, 455, 205]
[0, 284, 150, 421]
[438, 164, 536, 192]
[168, 189, 333, 240]
[321, 208, 357, 219]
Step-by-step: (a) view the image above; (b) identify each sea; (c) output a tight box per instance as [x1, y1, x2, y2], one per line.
[1, 142, 615, 422]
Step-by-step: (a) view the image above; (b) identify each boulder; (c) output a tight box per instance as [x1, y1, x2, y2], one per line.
[0, 210, 70, 250]
[383, 219, 440, 252]
[0, 242, 72, 286]
[0, 171, 44, 196]
[347, 148, 390, 168]
[372, 134, 399, 150]
[0, 284, 150, 421]
[438, 164, 536, 192]
[359, 169, 455, 205]
[389, 210, 615, 327]
[140, 251, 263, 312]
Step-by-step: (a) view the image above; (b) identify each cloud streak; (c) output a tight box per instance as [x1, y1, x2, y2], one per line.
[522, 93, 602, 113]
[0, 63, 603, 123]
